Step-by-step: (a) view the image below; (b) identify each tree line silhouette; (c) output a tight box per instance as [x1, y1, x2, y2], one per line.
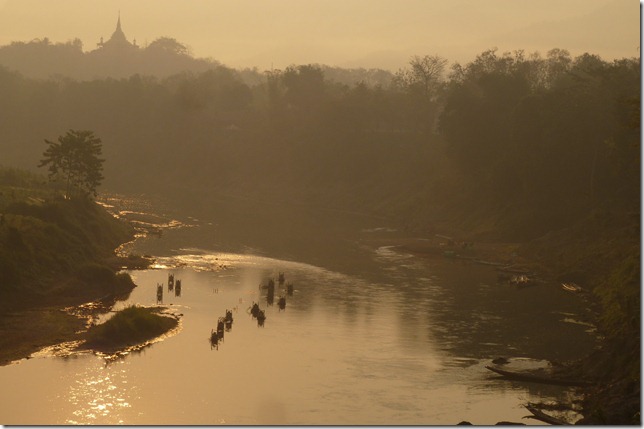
[0, 46, 637, 238]
[0, 36, 217, 80]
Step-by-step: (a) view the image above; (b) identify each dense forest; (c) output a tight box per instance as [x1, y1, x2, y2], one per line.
[0, 40, 640, 422]
[0, 46, 638, 235]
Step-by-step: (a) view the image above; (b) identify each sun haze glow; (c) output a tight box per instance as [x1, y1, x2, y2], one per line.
[0, 0, 639, 70]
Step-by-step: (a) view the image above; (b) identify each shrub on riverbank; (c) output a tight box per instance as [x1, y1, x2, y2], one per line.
[84, 305, 178, 350]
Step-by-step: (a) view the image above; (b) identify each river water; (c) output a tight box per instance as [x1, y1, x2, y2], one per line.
[0, 196, 596, 425]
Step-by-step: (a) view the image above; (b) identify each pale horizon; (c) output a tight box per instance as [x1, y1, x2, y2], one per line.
[0, 0, 639, 71]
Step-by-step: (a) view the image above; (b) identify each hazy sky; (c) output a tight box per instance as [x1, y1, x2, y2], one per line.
[0, 0, 639, 71]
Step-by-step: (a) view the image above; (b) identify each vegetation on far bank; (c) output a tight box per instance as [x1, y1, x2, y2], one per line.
[82, 305, 178, 352]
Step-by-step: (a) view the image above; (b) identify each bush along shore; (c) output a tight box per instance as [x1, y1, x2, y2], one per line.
[0, 167, 153, 364]
[81, 305, 179, 353]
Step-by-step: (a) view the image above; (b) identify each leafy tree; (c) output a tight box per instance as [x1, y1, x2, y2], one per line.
[394, 55, 448, 133]
[38, 130, 105, 199]
[282, 64, 326, 111]
[394, 55, 447, 102]
[440, 49, 531, 189]
[265, 65, 329, 134]
[146, 37, 190, 56]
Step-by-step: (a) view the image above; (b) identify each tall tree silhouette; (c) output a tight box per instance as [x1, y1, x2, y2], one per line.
[39, 130, 105, 198]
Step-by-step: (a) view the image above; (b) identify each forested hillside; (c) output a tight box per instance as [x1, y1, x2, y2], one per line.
[0, 48, 638, 236]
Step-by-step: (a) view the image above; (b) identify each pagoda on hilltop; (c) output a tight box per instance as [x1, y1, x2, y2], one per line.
[96, 13, 138, 51]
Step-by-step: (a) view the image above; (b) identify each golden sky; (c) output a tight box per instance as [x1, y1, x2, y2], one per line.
[0, 0, 639, 70]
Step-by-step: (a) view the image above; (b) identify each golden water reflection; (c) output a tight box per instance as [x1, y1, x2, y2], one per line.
[64, 359, 135, 425]
[0, 245, 593, 425]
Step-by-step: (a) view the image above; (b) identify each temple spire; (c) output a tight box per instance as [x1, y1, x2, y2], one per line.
[107, 11, 128, 44]
[116, 11, 122, 32]
[96, 11, 137, 51]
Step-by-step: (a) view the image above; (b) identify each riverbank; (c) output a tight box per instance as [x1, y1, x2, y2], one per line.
[0, 176, 157, 365]
[0, 187, 191, 366]
[364, 211, 639, 425]
[369, 236, 522, 265]
[0, 306, 87, 366]
[0, 278, 145, 366]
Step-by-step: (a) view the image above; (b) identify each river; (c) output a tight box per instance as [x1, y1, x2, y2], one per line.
[0, 195, 596, 425]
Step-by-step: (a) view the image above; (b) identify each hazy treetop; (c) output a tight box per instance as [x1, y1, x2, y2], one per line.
[0, 0, 638, 71]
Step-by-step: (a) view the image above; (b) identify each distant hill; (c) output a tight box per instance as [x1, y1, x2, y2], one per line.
[0, 16, 394, 87]
[0, 16, 221, 80]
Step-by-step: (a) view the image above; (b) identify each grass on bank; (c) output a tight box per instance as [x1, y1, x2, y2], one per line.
[83, 305, 178, 350]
